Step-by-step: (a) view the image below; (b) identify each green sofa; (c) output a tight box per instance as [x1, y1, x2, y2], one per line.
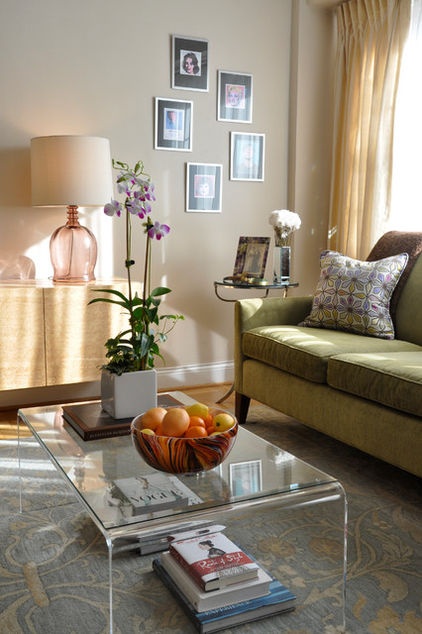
[234, 232, 422, 478]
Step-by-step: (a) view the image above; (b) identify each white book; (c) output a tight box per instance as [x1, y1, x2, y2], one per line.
[159, 551, 272, 613]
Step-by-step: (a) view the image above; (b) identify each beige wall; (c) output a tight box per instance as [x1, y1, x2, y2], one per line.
[0, 0, 333, 396]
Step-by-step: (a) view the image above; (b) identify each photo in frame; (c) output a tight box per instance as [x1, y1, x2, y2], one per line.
[233, 236, 270, 278]
[217, 71, 253, 123]
[230, 132, 265, 181]
[186, 163, 222, 213]
[229, 460, 262, 497]
[155, 98, 193, 151]
[172, 35, 209, 92]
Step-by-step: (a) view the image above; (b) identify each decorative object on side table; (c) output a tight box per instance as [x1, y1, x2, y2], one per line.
[89, 159, 184, 419]
[269, 209, 301, 283]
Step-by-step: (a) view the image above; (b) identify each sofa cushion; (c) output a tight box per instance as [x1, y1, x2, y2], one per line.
[242, 325, 420, 384]
[366, 231, 422, 322]
[299, 250, 408, 339]
[328, 352, 422, 417]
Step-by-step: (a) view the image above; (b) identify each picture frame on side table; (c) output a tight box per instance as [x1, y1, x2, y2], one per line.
[230, 132, 265, 181]
[218, 71, 253, 123]
[172, 35, 209, 92]
[229, 460, 262, 497]
[155, 98, 193, 151]
[233, 236, 270, 278]
[186, 163, 222, 213]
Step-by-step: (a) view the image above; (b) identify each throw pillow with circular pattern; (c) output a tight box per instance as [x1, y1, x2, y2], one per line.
[299, 250, 408, 339]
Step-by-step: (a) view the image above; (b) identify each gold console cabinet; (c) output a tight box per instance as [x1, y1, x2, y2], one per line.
[0, 280, 136, 391]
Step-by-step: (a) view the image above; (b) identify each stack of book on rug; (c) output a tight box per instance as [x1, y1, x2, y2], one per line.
[152, 524, 296, 633]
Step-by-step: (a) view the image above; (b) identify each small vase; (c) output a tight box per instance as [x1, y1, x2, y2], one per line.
[101, 369, 157, 419]
[273, 245, 291, 283]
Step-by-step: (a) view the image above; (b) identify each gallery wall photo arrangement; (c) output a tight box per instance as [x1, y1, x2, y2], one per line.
[172, 35, 209, 92]
[217, 71, 253, 123]
[230, 132, 265, 181]
[155, 98, 193, 151]
[186, 163, 222, 213]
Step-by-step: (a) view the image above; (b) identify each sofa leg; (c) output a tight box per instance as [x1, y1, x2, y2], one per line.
[235, 392, 250, 425]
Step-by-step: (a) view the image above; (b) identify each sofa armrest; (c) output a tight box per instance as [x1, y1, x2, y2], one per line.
[234, 296, 313, 393]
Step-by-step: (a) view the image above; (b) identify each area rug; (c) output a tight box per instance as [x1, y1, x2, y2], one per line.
[0, 403, 421, 633]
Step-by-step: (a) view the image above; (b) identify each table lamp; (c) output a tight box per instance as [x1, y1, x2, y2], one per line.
[30, 135, 112, 282]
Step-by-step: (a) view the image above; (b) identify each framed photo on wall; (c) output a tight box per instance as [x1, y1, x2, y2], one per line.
[155, 98, 193, 151]
[217, 71, 253, 123]
[172, 35, 209, 92]
[230, 132, 265, 181]
[186, 163, 222, 213]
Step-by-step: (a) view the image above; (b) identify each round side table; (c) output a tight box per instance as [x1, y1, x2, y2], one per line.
[214, 279, 299, 302]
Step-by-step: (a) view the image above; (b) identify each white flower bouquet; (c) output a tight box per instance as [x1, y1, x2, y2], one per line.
[269, 209, 301, 246]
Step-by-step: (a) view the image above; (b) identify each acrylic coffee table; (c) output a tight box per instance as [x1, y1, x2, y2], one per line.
[17, 392, 347, 633]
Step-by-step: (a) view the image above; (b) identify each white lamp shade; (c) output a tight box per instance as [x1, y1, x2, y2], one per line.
[30, 135, 113, 207]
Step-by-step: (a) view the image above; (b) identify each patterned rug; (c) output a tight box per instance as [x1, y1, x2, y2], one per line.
[0, 403, 421, 633]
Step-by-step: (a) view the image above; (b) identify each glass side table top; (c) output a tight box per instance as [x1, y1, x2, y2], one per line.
[214, 279, 299, 301]
[18, 401, 338, 538]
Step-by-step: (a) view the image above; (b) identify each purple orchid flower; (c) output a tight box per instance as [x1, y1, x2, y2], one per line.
[104, 199, 122, 217]
[148, 221, 170, 240]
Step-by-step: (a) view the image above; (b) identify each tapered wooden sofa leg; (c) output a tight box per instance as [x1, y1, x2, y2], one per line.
[235, 392, 251, 425]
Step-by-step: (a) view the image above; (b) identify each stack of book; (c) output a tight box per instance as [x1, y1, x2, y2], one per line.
[152, 525, 296, 633]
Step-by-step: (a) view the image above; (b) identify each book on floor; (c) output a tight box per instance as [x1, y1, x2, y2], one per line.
[152, 557, 296, 633]
[112, 473, 203, 515]
[168, 528, 260, 591]
[62, 392, 183, 440]
[158, 550, 272, 612]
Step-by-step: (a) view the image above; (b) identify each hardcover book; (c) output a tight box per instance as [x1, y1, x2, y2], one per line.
[169, 530, 260, 591]
[113, 473, 203, 514]
[153, 558, 296, 633]
[62, 392, 183, 440]
[159, 551, 272, 612]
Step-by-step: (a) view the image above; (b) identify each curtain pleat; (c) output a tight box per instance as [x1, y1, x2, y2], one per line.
[328, 0, 411, 258]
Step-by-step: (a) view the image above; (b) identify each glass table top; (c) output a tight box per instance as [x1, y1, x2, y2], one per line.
[18, 401, 338, 537]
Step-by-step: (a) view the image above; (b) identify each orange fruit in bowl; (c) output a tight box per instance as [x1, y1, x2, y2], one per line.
[136, 407, 167, 431]
[161, 407, 190, 437]
[188, 415, 206, 428]
[204, 414, 214, 428]
[184, 425, 208, 438]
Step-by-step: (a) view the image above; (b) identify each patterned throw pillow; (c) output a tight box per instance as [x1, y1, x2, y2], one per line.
[299, 250, 409, 339]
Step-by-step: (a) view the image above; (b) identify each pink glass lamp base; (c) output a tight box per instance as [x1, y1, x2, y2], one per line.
[50, 206, 97, 283]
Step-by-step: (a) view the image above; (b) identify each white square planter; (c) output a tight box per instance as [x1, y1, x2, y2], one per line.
[101, 369, 157, 419]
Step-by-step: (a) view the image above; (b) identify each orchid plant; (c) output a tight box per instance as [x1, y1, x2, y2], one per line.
[269, 209, 301, 246]
[89, 159, 183, 375]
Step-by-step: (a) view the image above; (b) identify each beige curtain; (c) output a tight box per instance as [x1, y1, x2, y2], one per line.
[328, 0, 411, 259]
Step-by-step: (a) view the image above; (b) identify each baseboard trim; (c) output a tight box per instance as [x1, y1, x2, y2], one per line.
[0, 362, 234, 409]
[156, 361, 234, 390]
